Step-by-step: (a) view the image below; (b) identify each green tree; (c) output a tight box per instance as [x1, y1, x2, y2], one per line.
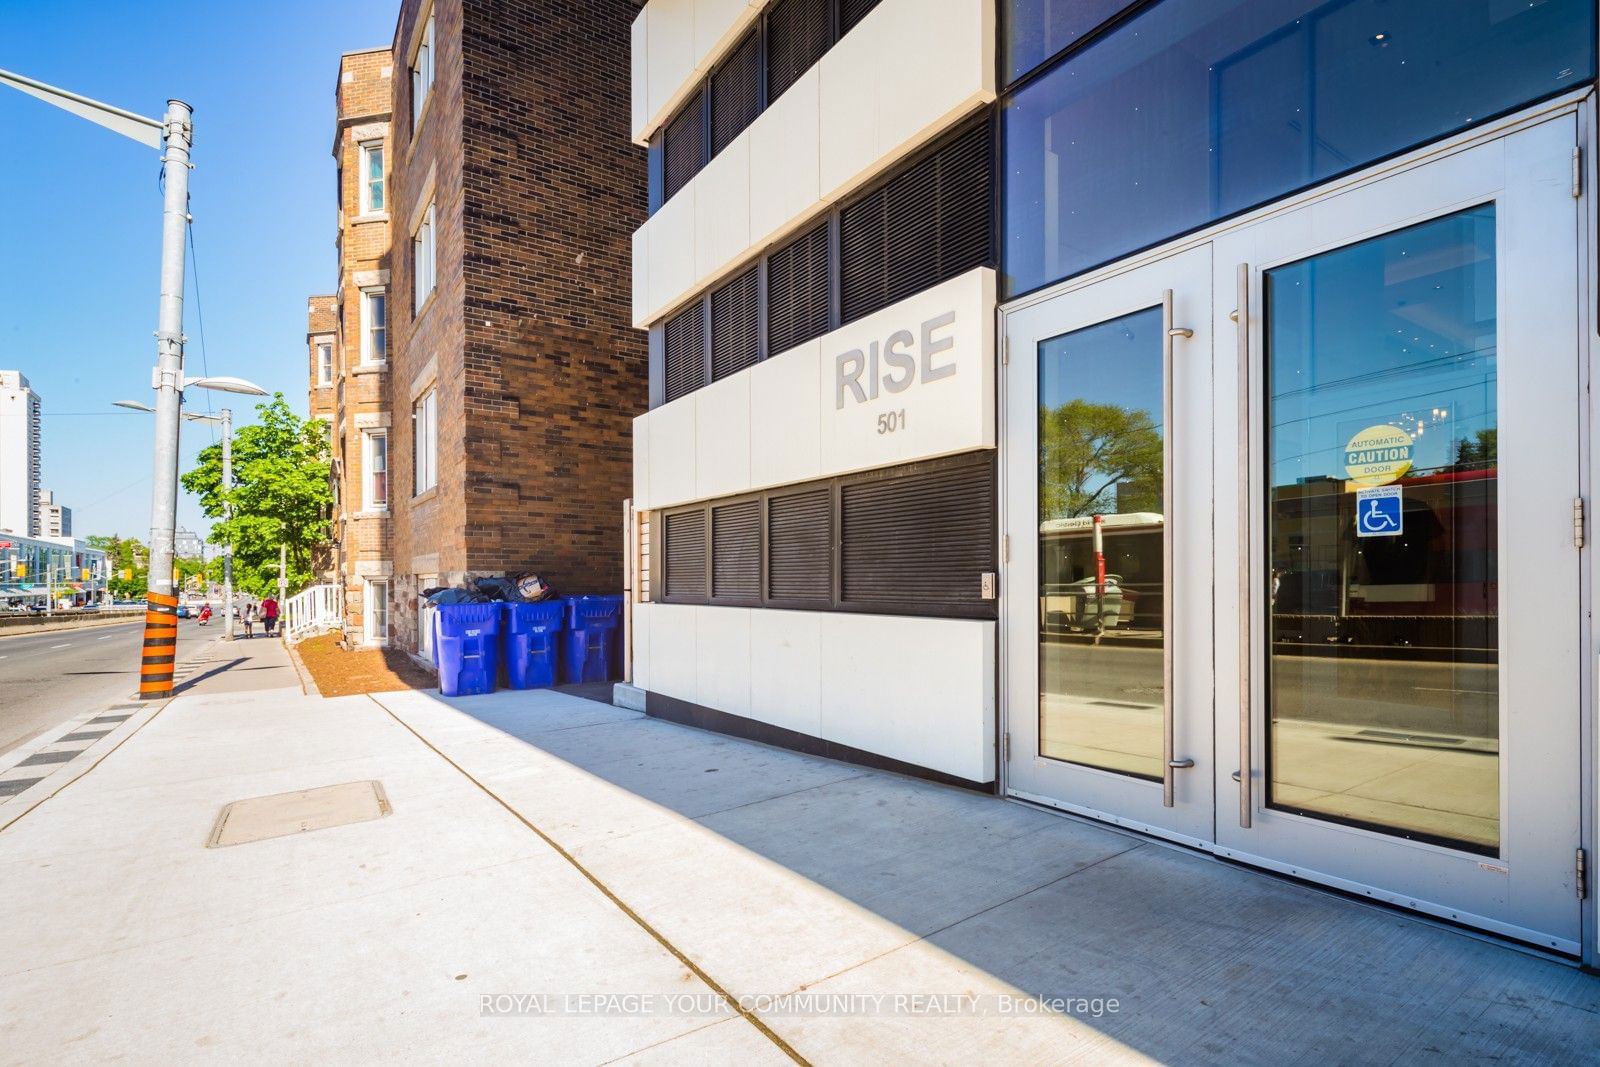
[87, 534, 148, 598]
[181, 394, 332, 598]
[1039, 400, 1163, 521]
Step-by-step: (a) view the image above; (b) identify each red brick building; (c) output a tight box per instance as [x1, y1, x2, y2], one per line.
[310, 2, 646, 652]
[306, 47, 395, 642]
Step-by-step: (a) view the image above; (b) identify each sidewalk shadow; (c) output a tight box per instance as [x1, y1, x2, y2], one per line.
[171, 658, 246, 694]
[399, 687, 1600, 1061]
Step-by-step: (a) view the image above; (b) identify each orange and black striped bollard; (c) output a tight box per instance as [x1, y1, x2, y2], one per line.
[139, 591, 180, 699]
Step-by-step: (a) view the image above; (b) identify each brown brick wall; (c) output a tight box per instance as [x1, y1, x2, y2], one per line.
[305, 47, 398, 638]
[383, 0, 645, 653]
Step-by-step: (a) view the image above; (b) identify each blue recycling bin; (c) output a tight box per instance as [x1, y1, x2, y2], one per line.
[560, 594, 624, 683]
[433, 602, 502, 697]
[502, 600, 565, 690]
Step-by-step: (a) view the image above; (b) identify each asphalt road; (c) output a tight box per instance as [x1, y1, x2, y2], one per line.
[0, 619, 213, 755]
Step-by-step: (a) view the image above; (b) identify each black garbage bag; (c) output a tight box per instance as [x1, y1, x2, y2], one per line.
[473, 576, 522, 602]
[425, 587, 490, 605]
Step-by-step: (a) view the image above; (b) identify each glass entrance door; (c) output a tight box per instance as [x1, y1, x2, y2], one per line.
[1213, 114, 1584, 952]
[1004, 112, 1584, 952]
[1004, 245, 1215, 846]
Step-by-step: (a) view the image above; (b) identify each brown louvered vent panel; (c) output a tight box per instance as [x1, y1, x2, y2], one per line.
[765, 224, 830, 357]
[839, 0, 884, 34]
[664, 304, 706, 403]
[712, 31, 762, 155]
[767, 488, 831, 602]
[664, 509, 708, 601]
[766, 0, 829, 104]
[839, 120, 994, 323]
[712, 500, 761, 600]
[840, 457, 994, 607]
[710, 268, 759, 381]
[662, 91, 705, 203]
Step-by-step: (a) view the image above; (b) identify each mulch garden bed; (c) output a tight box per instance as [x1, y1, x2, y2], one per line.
[295, 632, 436, 697]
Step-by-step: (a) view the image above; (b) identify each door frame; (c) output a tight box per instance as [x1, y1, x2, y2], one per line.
[997, 88, 1597, 963]
[1001, 245, 1216, 848]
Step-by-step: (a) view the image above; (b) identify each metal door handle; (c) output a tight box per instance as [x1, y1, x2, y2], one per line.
[1236, 263, 1253, 830]
[1168, 758, 1195, 769]
[1161, 289, 1178, 807]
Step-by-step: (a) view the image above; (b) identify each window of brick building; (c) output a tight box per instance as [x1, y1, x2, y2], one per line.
[316, 342, 333, 386]
[360, 141, 384, 214]
[410, 12, 435, 130]
[361, 289, 387, 363]
[413, 389, 437, 495]
[365, 579, 390, 646]
[412, 204, 436, 313]
[363, 431, 389, 511]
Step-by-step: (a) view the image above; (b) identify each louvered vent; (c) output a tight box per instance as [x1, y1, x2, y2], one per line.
[767, 488, 831, 602]
[840, 458, 994, 607]
[664, 509, 708, 601]
[710, 269, 759, 381]
[662, 91, 705, 202]
[839, 0, 884, 34]
[839, 121, 993, 323]
[765, 224, 831, 357]
[712, 31, 762, 155]
[664, 304, 706, 403]
[712, 500, 761, 600]
[766, 0, 829, 104]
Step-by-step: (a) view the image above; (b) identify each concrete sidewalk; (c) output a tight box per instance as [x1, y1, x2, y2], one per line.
[1, 645, 1595, 1064]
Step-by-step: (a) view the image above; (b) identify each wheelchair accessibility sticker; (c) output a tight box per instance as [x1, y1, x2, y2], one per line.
[1355, 485, 1403, 537]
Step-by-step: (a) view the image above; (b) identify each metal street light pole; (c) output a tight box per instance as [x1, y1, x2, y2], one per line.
[141, 98, 194, 698]
[0, 67, 189, 699]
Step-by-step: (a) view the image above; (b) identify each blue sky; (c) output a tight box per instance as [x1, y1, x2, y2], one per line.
[0, 0, 395, 546]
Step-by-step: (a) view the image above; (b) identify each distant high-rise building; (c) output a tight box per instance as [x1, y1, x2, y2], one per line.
[174, 527, 205, 560]
[36, 488, 71, 537]
[0, 370, 42, 537]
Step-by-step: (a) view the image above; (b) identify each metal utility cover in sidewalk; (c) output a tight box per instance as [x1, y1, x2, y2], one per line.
[206, 781, 392, 848]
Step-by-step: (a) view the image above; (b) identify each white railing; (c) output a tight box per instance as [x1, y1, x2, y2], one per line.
[282, 584, 342, 643]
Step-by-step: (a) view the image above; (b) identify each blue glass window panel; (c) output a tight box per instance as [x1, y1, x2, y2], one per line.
[1003, 0, 1140, 85]
[1003, 0, 1594, 298]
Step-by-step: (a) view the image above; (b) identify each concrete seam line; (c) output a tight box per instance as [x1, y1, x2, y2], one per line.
[366, 695, 811, 1066]
[0, 700, 172, 834]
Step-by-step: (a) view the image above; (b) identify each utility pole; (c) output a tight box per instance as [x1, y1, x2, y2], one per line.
[221, 407, 234, 641]
[140, 98, 194, 697]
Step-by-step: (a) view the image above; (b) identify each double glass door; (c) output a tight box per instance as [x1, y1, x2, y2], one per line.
[1003, 114, 1583, 952]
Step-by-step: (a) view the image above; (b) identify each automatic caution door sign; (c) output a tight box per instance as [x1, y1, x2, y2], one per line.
[1356, 485, 1403, 537]
[1344, 424, 1413, 486]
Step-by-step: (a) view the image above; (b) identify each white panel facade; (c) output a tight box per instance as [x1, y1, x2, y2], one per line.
[637, 603, 995, 782]
[630, 0, 996, 327]
[819, 613, 996, 784]
[632, 0, 764, 145]
[694, 373, 751, 500]
[694, 132, 753, 282]
[644, 397, 697, 506]
[747, 66, 821, 248]
[748, 609, 824, 737]
[645, 191, 696, 326]
[818, 0, 994, 201]
[748, 339, 821, 489]
[633, 267, 995, 510]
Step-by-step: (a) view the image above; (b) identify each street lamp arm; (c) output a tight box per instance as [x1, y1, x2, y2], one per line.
[0, 67, 162, 148]
[182, 375, 268, 396]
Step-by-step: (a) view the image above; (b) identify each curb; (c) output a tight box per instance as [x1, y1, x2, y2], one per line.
[283, 638, 322, 698]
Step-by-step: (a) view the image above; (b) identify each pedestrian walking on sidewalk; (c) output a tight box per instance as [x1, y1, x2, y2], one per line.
[261, 595, 279, 637]
[242, 603, 256, 639]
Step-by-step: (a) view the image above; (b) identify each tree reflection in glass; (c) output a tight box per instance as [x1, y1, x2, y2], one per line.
[1037, 306, 1165, 778]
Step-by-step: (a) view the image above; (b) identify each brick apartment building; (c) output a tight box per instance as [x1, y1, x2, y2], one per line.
[307, 47, 395, 643]
[310, 1, 646, 651]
